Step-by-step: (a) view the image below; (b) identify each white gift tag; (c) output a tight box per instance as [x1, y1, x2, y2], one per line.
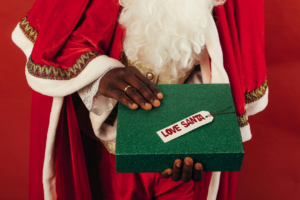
[156, 111, 214, 143]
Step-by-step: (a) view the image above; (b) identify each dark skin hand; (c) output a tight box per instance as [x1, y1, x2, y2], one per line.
[161, 157, 203, 182]
[98, 66, 163, 110]
[98, 66, 203, 182]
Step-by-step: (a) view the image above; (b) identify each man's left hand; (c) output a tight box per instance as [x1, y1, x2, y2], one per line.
[161, 157, 203, 182]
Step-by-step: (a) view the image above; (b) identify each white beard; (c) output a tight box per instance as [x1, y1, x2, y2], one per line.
[119, 0, 214, 78]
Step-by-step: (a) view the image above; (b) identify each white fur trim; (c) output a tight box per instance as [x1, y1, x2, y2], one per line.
[241, 87, 269, 142]
[13, 24, 61, 199]
[240, 123, 251, 142]
[12, 23, 124, 198]
[246, 87, 269, 116]
[12, 24, 125, 97]
[42, 97, 64, 200]
[25, 56, 124, 97]
[207, 172, 221, 200]
[214, 0, 227, 6]
[89, 106, 118, 142]
[199, 49, 212, 84]
[12, 17, 232, 199]
[12, 23, 33, 59]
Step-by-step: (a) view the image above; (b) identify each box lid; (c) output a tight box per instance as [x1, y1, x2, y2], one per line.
[116, 84, 244, 172]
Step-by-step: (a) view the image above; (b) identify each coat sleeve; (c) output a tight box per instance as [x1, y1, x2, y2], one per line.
[12, 0, 125, 97]
[214, 0, 268, 142]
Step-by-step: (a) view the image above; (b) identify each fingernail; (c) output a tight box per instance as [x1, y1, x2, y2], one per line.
[176, 162, 181, 168]
[185, 160, 191, 167]
[157, 93, 163, 99]
[145, 103, 152, 109]
[132, 103, 138, 109]
[153, 99, 160, 107]
[195, 164, 202, 170]
[168, 170, 172, 175]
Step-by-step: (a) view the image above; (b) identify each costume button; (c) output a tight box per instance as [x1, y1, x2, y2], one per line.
[146, 72, 154, 80]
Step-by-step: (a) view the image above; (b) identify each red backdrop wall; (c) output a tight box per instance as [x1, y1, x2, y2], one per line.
[0, 0, 299, 199]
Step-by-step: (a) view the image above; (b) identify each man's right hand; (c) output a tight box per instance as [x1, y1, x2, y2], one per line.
[98, 66, 163, 110]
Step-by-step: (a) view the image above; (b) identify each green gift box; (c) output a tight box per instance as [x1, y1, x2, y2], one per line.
[116, 84, 244, 172]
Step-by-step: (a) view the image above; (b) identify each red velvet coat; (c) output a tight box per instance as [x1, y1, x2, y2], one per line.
[14, 0, 267, 199]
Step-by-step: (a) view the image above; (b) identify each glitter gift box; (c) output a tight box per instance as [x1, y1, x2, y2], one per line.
[116, 84, 244, 172]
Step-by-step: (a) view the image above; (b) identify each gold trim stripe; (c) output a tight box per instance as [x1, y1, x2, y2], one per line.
[19, 15, 38, 43]
[100, 140, 116, 155]
[27, 51, 101, 80]
[245, 78, 268, 104]
[237, 112, 248, 128]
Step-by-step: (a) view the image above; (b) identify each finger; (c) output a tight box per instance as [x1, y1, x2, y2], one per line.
[110, 88, 138, 110]
[192, 163, 203, 182]
[161, 168, 173, 179]
[118, 81, 152, 110]
[129, 66, 163, 99]
[124, 74, 160, 108]
[181, 157, 193, 183]
[171, 159, 182, 182]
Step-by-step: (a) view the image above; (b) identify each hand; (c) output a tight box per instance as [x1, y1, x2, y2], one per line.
[161, 157, 203, 182]
[99, 66, 163, 110]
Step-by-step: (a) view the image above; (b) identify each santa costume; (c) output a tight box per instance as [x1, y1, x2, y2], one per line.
[12, 0, 267, 199]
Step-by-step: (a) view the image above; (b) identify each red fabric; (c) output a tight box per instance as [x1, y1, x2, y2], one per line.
[29, 92, 213, 200]
[27, 0, 123, 70]
[213, 0, 267, 198]
[55, 96, 92, 200]
[214, 0, 267, 115]
[29, 93, 93, 200]
[214, 5, 246, 116]
[217, 172, 239, 200]
[232, 0, 267, 92]
[24, 0, 267, 199]
[81, 132, 213, 200]
[29, 91, 52, 199]
[193, 171, 213, 200]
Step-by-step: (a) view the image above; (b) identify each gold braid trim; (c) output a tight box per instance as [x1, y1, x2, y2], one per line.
[19, 15, 38, 43]
[100, 140, 116, 155]
[27, 51, 101, 80]
[245, 78, 268, 104]
[237, 112, 248, 128]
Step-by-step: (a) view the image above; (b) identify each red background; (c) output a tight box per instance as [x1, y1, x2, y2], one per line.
[0, 0, 299, 199]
